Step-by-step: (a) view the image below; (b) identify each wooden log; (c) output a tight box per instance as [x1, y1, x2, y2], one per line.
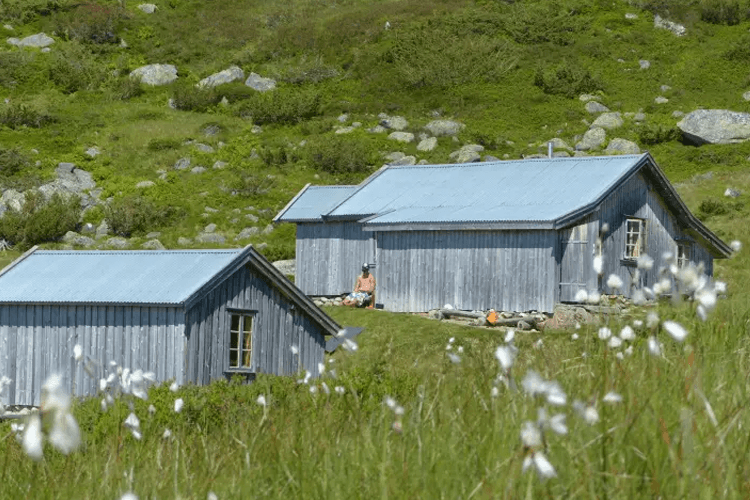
[439, 309, 485, 319]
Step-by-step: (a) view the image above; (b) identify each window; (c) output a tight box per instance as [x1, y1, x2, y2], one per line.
[229, 313, 253, 370]
[677, 242, 691, 268]
[625, 218, 645, 259]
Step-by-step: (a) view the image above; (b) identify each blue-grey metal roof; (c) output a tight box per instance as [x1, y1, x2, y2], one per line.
[0, 249, 248, 305]
[274, 185, 358, 222]
[327, 155, 648, 224]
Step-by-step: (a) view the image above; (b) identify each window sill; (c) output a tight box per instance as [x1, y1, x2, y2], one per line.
[620, 258, 638, 267]
[223, 370, 256, 383]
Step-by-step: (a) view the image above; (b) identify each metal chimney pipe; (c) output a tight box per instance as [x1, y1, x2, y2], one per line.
[547, 141, 553, 159]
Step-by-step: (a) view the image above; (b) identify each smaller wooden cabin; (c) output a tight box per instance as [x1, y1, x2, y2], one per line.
[0, 245, 340, 406]
[275, 153, 731, 313]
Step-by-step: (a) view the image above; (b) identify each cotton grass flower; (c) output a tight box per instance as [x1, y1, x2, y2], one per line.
[619, 325, 635, 341]
[504, 329, 515, 343]
[22, 414, 43, 461]
[520, 421, 542, 448]
[572, 400, 599, 425]
[574, 289, 588, 303]
[342, 338, 358, 352]
[124, 412, 141, 440]
[730, 240, 742, 252]
[607, 336, 623, 349]
[647, 336, 662, 356]
[606, 274, 623, 291]
[637, 253, 654, 270]
[447, 352, 461, 364]
[335, 386, 345, 394]
[494, 345, 516, 372]
[598, 327, 612, 340]
[603, 391, 623, 404]
[522, 452, 557, 480]
[593, 255, 603, 275]
[73, 344, 83, 362]
[48, 411, 81, 455]
[162, 428, 172, 439]
[290, 344, 299, 355]
[174, 398, 184, 413]
[662, 320, 688, 342]
[169, 381, 179, 393]
[646, 311, 659, 328]
[571, 333, 579, 340]
[256, 395, 267, 407]
[587, 291, 601, 304]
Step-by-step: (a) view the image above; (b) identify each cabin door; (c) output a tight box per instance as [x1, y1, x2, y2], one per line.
[559, 224, 589, 302]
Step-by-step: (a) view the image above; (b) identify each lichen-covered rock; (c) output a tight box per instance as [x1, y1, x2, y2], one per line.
[197, 66, 244, 88]
[654, 14, 686, 36]
[245, 72, 276, 92]
[575, 127, 607, 151]
[142, 239, 165, 250]
[417, 137, 438, 152]
[605, 138, 641, 154]
[424, 119, 465, 137]
[138, 4, 157, 13]
[106, 237, 130, 249]
[196, 233, 225, 244]
[235, 227, 259, 240]
[130, 64, 178, 86]
[591, 112, 623, 130]
[677, 109, 750, 145]
[585, 101, 610, 114]
[7, 33, 54, 48]
[388, 132, 414, 143]
[380, 115, 408, 131]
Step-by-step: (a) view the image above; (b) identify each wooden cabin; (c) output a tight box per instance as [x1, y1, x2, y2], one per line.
[275, 153, 731, 313]
[0, 245, 340, 406]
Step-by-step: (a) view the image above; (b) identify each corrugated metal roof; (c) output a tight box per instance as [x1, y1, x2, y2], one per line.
[0, 249, 247, 304]
[275, 185, 358, 221]
[327, 155, 647, 224]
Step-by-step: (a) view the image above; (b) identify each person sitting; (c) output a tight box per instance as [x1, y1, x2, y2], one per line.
[342, 263, 376, 308]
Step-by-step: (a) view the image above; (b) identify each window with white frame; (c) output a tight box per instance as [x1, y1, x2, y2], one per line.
[229, 313, 254, 370]
[677, 242, 691, 268]
[625, 218, 645, 259]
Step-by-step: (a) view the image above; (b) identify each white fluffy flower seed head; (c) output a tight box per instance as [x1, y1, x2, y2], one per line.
[593, 255, 603, 275]
[520, 421, 542, 448]
[290, 344, 299, 355]
[603, 391, 623, 404]
[73, 344, 83, 362]
[22, 414, 43, 461]
[606, 274, 623, 291]
[663, 320, 688, 342]
[174, 398, 184, 413]
[637, 253, 654, 270]
[608, 336, 623, 349]
[598, 327, 612, 340]
[574, 289, 588, 303]
[170, 381, 179, 393]
[648, 336, 662, 356]
[730, 240, 742, 252]
[494, 345, 515, 372]
[619, 325, 636, 341]
[256, 395, 267, 407]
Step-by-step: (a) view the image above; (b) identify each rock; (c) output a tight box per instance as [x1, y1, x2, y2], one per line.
[137, 3, 157, 13]
[724, 188, 741, 198]
[174, 157, 191, 170]
[85, 146, 101, 158]
[337, 113, 349, 123]
[384, 151, 405, 161]
[146, 232, 161, 239]
[380, 115, 408, 130]
[81, 223, 96, 234]
[639, 60, 650, 70]
[417, 137, 438, 152]
[575, 127, 607, 151]
[3, 25, 13, 31]
[196, 233, 225, 244]
[203, 125, 221, 136]
[388, 132, 414, 143]
[197, 66, 244, 88]
[451, 150, 481, 163]
[212, 161, 227, 169]
[142, 239, 165, 250]
[625, 13, 638, 19]
[605, 138, 641, 154]
[7, 33, 54, 48]
[191, 166, 206, 174]
[106, 237, 129, 249]
[517, 320, 532, 331]
[654, 96, 669, 104]
[424, 119, 465, 137]
[368, 125, 387, 134]
[177, 237, 193, 246]
[136, 181, 155, 188]
[251, 125, 262, 134]
[245, 72, 276, 92]
[130, 64, 178, 86]
[660, 85, 672, 92]
[204, 223, 217, 233]
[194, 143, 214, 153]
[585, 101, 610, 114]
[579, 94, 600, 102]
[335, 126, 355, 134]
[62, 232, 96, 247]
[235, 227, 259, 240]
[204, 206, 218, 213]
[262, 224, 274, 235]
[483, 155, 501, 162]
[547, 138, 573, 151]
[672, 110, 685, 118]
[633, 112, 646, 122]
[654, 14, 686, 36]
[459, 144, 484, 153]
[677, 109, 750, 145]
[95, 221, 110, 239]
[0, 189, 25, 212]
[591, 112, 623, 130]
[387, 155, 416, 166]
[272, 259, 295, 276]
[245, 214, 259, 223]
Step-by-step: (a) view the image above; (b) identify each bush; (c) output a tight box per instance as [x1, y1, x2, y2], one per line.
[104, 195, 177, 236]
[724, 35, 750, 61]
[305, 136, 376, 175]
[534, 62, 604, 99]
[499, 1, 590, 45]
[228, 172, 276, 196]
[638, 123, 682, 145]
[234, 88, 322, 125]
[0, 103, 55, 129]
[170, 85, 221, 112]
[53, 1, 125, 45]
[147, 138, 182, 151]
[0, 51, 34, 88]
[388, 24, 518, 88]
[699, 0, 748, 24]
[0, 191, 81, 249]
[47, 44, 105, 93]
[108, 76, 144, 101]
[697, 197, 744, 220]
[0, 147, 30, 177]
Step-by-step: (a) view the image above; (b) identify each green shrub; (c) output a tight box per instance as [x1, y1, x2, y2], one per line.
[0, 191, 81, 249]
[0, 147, 30, 177]
[699, 0, 748, 24]
[47, 44, 105, 93]
[0, 0, 73, 23]
[170, 85, 221, 112]
[638, 123, 682, 145]
[534, 62, 604, 99]
[499, 1, 590, 45]
[388, 24, 518, 88]
[0, 103, 55, 129]
[257, 242, 295, 262]
[108, 76, 144, 101]
[228, 171, 276, 196]
[0, 51, 34, 87]
[305, 136, 376, 175]
[277, 55, 340, 84]
[104, 195, 178, 236]
[234, 88, 322, 125]
[146, 138, 182, 151]
[53, 1, 125, 44]
[697, 197, 744, 220]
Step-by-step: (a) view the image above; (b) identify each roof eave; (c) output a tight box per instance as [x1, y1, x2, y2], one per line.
[273, 183, 312, 223]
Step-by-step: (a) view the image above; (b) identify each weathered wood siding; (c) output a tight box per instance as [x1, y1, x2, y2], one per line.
[184, 264, 326, 386]
[558, 215, 599, 302]
[376, 230, 557, 312]
[295, 222, 374, 295]
[598, 171, 714, 295]
[0, 305, 186, 407]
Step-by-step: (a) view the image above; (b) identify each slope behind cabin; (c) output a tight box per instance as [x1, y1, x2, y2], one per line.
[0, 245, 340, 406]
[275, 153, 730, 313]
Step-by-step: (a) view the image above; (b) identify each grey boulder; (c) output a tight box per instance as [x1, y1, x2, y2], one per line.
[130, 64, 178, 86]
[591, 112, 623, 130]
[575, 127, 607, 151]
[605, 138, 641, 154]
[7, 33, 54, 48]
[245, 72, 276, 92]
[424, 120, 465, 137]
[197, 66, 244, 88]
[678, 109, 750, 145]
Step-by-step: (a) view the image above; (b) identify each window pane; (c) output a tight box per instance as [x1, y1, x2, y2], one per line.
[231, 314, 240, 331]
[243, 316, 252, 333]
[229, 349, 238, 368]
[230, 330, 239, 350]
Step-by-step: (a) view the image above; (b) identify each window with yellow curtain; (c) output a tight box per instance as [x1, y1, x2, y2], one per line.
[229, 313, 253, 369]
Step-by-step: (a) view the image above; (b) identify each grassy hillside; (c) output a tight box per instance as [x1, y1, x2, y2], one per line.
[0, 0, 748, 261]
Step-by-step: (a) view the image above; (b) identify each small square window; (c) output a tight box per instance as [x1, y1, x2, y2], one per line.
[677, 242, 691, 268]
[229, 313, 253, 369]
[625, 219, 645, 259]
